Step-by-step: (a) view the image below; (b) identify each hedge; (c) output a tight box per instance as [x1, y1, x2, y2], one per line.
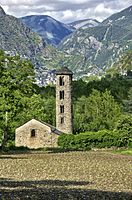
[58, 130, 132, 149]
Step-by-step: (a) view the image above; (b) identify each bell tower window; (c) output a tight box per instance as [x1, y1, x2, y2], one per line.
[60, 105, 64, 113]
[61, 117, 64, 124]
[60, 90, 64, 100]
[59, 76, 64, 86]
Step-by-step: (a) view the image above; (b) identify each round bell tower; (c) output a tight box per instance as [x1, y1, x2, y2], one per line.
[56, 67, 73, 134]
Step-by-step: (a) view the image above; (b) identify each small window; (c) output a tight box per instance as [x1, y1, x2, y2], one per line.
[60, 105, 64, 113]
[59, 76, 64, 86]
[31, 129, 36, 137]
[61, 117, 64, 124]
[60, 90, 64, 100]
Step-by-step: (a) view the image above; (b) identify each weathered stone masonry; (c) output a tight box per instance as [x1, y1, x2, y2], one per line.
[15, 119, 61, 149]
[15, 67, 73, 148]
[56, 67, 73, 134]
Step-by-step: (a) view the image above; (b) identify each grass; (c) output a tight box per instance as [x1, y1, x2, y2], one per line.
[0, 150, 132, 199]
[113, 148, 132, 156]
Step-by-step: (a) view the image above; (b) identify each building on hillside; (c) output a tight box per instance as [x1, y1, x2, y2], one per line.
[15, 67, 73, 149]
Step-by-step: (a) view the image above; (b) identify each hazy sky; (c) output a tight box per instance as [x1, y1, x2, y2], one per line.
[1, 0, 132, 23]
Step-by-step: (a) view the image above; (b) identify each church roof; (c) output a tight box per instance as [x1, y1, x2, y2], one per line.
[40, 120, 63, 135]
[16, 119, 63, 135]
[56, 67, 73, 75]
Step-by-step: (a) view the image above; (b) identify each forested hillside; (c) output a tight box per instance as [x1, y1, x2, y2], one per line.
[58, 6, 132, 78]
[0, 5, 132, 86]
[0, 6, 65, 86]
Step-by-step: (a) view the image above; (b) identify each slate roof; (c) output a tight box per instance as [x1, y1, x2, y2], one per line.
[56, 67, 73, 75]
[16, 119, 63, 135]
[39, 120, 63, 135]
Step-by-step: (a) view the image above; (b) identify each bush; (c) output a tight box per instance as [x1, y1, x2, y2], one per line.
[58, 129, 132, 149]
[115, 115, 132, 134]
[0, 139, 31, 151]
[58, 134, 75, 149]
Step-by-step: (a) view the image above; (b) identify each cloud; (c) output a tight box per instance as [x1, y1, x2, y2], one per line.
[0, 0, 132, 23]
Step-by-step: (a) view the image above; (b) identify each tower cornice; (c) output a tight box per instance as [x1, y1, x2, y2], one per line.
[56, 67, 73, 75]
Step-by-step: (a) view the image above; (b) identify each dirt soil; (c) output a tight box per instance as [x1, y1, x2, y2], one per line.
[0, 151, 132, 199]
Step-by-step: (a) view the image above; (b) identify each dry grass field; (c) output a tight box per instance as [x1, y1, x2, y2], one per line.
[0, 150, 132, 200]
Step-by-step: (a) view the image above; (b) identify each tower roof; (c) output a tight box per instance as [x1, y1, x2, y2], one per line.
[56, 67, 73, 75]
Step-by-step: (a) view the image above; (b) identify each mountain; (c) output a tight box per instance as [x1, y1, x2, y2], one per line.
[58, 6, 132, 78]
[20, 15, 74, 46]
[0, 6, 66, 86]
[68, 19, 100, 29]
[0, 5, 6, 16]
[0, 5, 132, 84]
[102, 5, 132, 30]
[0, 6, 46, 67]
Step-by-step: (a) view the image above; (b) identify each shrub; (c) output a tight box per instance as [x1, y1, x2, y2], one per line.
[58, 134, 75, 148]
[114, 115, 132, 135]
[58, 129, 131, 149]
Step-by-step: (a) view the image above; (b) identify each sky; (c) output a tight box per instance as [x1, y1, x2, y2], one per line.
[1, 0, 132, 23]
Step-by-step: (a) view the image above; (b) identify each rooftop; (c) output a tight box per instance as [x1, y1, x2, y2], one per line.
[56, 67, 73, 75]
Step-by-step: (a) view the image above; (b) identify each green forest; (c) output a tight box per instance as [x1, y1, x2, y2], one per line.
[0, 50, 132, 149]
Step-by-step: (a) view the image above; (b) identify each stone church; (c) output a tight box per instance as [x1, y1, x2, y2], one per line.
[15, 67, 73, 149]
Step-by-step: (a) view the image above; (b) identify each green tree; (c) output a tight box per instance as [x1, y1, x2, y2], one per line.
[0, 50, 35, 148]
[73, 90, 121, 133]
[115, 115, 132, 136]
[15, 94, 56, 128]
[123, 87, 132, 114]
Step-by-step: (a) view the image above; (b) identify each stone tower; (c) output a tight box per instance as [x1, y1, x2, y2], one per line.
[56, 67, 73, 133]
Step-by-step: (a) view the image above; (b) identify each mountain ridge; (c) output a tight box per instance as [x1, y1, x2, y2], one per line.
[0, 5, 132, 84]
[0, 5, 6, 16]
[58, 5, 132, 78]
[20, 15, 75, 46]
[0, 5, 65, 85]
[68, 18, 100, 29]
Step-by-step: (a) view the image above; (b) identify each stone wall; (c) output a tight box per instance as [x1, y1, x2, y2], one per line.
[15, 119, 59, 149]
[56, 74, 73, 133]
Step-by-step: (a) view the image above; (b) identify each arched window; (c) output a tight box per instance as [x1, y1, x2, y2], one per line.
[61, 117, 64, 124]
[31, 129, 36, 137]
[59, 76, 64, 86]
[60, 105, 64, 113]
[60, 90, 64, 100]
